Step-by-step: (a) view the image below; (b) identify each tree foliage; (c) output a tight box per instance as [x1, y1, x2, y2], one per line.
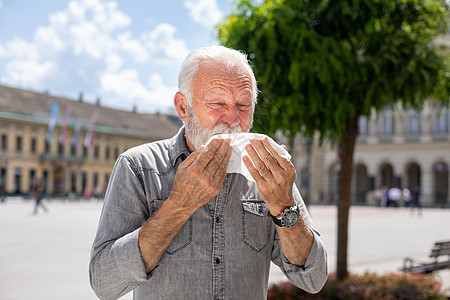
[217, 0, 449, 281]
[217, 0, 449, 142]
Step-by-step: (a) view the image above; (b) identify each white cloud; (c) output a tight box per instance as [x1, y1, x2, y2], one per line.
[67, 0, 86, 21]
[0, 0, 188, 112]
[100, 69, 176, 112]
[0, 37, 54, 87]
[0, 38, 39, 60]
[105, 53, 123, 72]
[0, 1, 3, 10]
[142, 23, 189, 63]
[69, 22, 113, 58]
[35, 26, 66, 53]
[5, 60, 56, 87]
[184, 0, 223, 28]
[118, 32, 149, 62]
[49, 11, 69, 28]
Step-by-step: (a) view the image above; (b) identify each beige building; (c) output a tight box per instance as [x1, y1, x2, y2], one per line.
[0, 84, 448, 207]
[289, 102, 450, 207]
[0, 84, 181, 197]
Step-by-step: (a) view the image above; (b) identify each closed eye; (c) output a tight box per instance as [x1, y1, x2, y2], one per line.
[208, 102, 226, 109]
[237, 103, 252, 111]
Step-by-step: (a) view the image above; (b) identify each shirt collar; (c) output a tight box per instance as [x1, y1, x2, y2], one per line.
[169, 125, 191, 166]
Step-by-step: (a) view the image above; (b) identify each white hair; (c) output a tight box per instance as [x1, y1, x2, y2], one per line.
[177, 45, 258, 105]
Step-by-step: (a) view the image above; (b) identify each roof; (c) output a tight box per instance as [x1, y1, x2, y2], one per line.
[0, 84, 182, 140]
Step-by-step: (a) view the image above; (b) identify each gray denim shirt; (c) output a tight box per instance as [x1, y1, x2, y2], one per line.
[90, 127, 327, 300]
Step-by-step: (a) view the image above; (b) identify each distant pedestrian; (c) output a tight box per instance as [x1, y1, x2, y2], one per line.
[31, 178, 48, 214]
[387, 187, 401, 207]
[402, 188, 412, 207]
[375, 186, 388, 207]
[411, 186, 422, 216]
[0, 183, 5, 203]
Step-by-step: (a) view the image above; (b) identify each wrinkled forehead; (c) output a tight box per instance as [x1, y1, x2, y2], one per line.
[193, 61, 253, 88]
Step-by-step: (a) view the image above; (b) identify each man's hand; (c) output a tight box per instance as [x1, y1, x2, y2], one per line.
[243, 138, 296, 216]
[139, 138, 232, 273]
[243, 138, 313, 267]
[167, 138, 233, 215]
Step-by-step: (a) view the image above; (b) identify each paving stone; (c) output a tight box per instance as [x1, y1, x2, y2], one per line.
[0, 199, 448, 299]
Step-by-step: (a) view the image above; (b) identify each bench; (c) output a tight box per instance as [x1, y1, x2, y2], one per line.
[402, 240, 450, 274]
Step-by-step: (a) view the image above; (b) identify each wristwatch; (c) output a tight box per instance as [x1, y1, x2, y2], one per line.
[270, 204, 300, 228]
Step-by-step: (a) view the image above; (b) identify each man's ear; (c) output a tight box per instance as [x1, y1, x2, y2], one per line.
[174, 92, 187, 122]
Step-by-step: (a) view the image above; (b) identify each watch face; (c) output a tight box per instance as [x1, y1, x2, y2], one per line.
[281, 210, 299, 227]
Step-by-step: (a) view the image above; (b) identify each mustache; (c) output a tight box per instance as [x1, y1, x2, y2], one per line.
[208, 123, 242, 135]
[184, 104, 250, 150]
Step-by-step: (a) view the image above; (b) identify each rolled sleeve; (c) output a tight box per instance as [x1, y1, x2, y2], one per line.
[271, 185, 328, 294]
[278, 229, 328, 293]
[89, 155, 151, 300]
[112, 228, 149, 282]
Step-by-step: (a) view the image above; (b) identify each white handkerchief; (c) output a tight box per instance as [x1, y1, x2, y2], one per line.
[204, 133, 291, 182]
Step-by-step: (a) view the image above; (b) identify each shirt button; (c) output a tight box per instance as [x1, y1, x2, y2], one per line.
[215, 257, 221, 264]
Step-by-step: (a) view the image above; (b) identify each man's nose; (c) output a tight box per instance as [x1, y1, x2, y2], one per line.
[222, 107, 240, 127]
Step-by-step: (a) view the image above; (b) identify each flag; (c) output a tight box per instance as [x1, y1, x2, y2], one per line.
[59, 105, 72, 145]
[84, 110, 98, 148]
[72, 112, 82, 148]
[46, 102, 59, 145]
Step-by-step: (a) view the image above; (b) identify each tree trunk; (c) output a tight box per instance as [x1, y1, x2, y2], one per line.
[336, 115, 359, 280]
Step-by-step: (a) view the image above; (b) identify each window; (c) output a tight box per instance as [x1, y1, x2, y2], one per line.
[381, 109, 393, 135]
[1, 135, 7, 151]
[71, 172, 77, 193]
[105, 146, 110, 160]
[30, 138, 37, 153]
[16, 136, 22, 152]
[94, 145, 100, 159]
[29, 169, 36, 190]
[58, 143, 64, 155]
[104, 173, 109, 192]
[358, 116, 369, 136]
[45, 141, 50, 153]
[435, 105, 449, 133]
[0, 168, 6, 191]
[93, 173, 99, 188]
[71, 145, 77, 156]
[407, 109, 421, 134]
[14, 168, 22, 194]
[82, 172, 87, 195]
[43, 170, 49, 190]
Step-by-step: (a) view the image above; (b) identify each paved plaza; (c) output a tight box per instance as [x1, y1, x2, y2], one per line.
[0, 198, 449, 299]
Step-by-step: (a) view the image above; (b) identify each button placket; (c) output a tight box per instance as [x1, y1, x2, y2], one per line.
[212, 176, 229, 300]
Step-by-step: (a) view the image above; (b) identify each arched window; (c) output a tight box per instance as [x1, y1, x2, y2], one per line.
[354, 164, 368, 203]
[434, 162, 448, 207]
[406, 163, 421, 191]
[379, 163, 394, 188]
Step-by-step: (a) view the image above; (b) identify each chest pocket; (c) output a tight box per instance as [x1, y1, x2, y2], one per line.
[152, 199, 193, 255]
[241, 199, 272, 253]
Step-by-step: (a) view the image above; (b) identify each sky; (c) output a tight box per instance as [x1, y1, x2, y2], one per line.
[0, 0, 236, 114]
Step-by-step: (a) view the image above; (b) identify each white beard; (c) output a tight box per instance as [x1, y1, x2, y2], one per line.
[184, 104, 244, 150]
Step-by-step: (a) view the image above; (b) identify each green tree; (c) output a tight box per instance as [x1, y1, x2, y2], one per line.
[217, 0, 449, 280]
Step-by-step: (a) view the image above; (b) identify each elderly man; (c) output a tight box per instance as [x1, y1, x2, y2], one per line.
[90, 46, 327, 300]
